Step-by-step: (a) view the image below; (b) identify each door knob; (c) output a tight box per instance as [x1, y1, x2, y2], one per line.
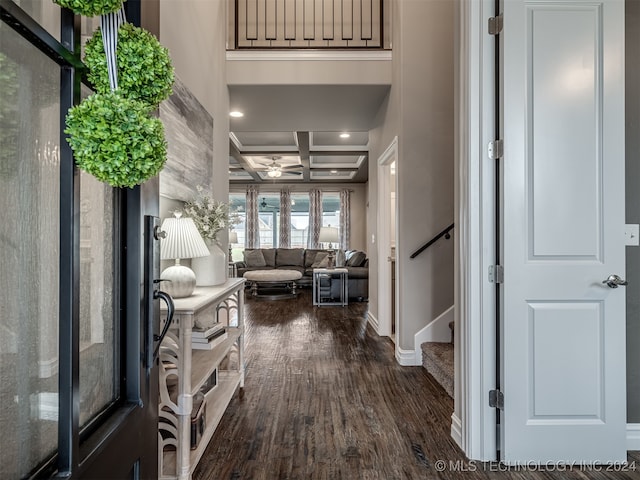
[154, 225, 167, 240]
[602, 274, 628, 288]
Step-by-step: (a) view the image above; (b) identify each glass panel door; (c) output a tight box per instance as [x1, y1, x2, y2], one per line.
[0, 20, 61, 478]
[79, 171, 118, 429]
[1, 4, 159, 478]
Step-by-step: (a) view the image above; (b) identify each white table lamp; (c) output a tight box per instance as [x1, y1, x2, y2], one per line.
[160, 212, 210, 298]
[318, 226, 339, 268]
[318, 226, 339, 249]
[228, 230, 238, 262]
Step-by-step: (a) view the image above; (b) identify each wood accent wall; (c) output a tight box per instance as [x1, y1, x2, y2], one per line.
[233, 0, 383, 48]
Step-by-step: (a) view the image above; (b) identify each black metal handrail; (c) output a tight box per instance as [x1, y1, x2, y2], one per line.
[409, 223, 454, 259]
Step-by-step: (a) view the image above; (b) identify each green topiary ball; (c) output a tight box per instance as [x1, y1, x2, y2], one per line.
[85, 23, 174, 109]
[53, 0, 122, 17]
[65, 92, 167, 188]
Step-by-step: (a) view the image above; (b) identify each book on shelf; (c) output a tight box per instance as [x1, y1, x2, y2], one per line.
[192, 322, 225, 339]
[191, 330, 228, 350]
[192, 327, 226, 344]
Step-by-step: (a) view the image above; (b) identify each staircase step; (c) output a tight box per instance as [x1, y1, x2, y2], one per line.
[421, 342, 454, 398]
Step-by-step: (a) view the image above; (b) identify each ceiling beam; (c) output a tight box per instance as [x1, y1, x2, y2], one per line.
[295, 131, 311, 182]
[309, 150, 369, 157]
[229, 139, 262, 182]
[352, 158, 369, 182]
[311, 168, 360, 173]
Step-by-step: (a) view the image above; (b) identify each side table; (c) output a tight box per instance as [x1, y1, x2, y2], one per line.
[312, 267, 348, 306]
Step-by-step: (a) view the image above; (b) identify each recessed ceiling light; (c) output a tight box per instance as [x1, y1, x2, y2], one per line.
[230, 111, 244, 118]
[339, 133, 350, 138]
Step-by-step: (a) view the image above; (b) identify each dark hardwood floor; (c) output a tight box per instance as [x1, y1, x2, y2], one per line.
[193, 289, 640, 480]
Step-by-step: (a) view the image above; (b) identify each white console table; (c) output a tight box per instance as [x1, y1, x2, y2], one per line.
[158, 278, 245, 480]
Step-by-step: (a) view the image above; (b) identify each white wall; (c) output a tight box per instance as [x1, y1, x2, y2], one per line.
[158, 0, 230, 242]
[229, 183, 368, 252]
[227, 53, 391, 86]
[368, 0, 455, 351]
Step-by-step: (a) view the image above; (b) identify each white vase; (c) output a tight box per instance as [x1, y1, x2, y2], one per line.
[191, 240, 227, 286]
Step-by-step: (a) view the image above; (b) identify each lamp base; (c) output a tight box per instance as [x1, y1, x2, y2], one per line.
[161, 264, 196, 298]
[326, 249, 336, 269]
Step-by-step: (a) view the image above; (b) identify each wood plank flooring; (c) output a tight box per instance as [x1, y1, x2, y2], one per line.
[193, 290, 640, 480]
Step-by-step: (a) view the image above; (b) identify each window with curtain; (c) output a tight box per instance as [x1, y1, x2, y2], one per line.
[290, 193, 309, 247]
[229, 194, 246, 258]
[230, 191, 343, 249]
[322, 193, 340, 231]
[257, 194, 279, 247]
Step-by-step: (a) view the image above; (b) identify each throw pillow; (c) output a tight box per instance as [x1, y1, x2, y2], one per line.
[311, 251, 330, 268]
[276, 248, 304, 266]
[346, 250, 366, 267]
[304, 249, 324, 267]
[335, 249, 346, 267]
[244, 249, 267, 268]
[261, 248, 276, 267]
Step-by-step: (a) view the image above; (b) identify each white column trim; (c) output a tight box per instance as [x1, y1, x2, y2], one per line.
[455, 0, 498, 461]
[376, 137, 399, 340]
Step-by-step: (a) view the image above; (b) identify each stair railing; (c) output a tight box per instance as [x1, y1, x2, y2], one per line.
[409, 223, 454, 259]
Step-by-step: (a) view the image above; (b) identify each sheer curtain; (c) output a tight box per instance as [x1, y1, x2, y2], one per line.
[307, 188, 323, 248]
[245, 185, 260, 248]
[279, 188, 291, 248]
[340, 189, 350, 250]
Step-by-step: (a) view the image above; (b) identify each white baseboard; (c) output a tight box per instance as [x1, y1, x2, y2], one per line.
[396, 346, 419, 366]
[367, 311, 380, 333]
[628, 423, 640, 451]
[451, 412, 463, 450]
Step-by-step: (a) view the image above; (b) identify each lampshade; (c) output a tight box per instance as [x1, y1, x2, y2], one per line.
[318, 226, 339, 244]
[160, 213, 210, 261]
[160, 212, 210, 298]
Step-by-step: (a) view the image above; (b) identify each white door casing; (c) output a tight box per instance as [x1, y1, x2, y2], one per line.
[502, 0, 626, 463]
[377, 137, 398, 341]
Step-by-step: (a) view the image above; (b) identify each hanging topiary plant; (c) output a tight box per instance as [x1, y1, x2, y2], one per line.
[65, 92, 167, 188]
[53, 0, 123, 17]
[85, 23, 174, 109]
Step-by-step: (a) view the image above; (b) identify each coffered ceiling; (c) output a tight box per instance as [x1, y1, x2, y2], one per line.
[228, 85, 390, 184]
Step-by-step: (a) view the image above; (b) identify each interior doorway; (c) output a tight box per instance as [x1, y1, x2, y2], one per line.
[377, 137, 399, 340]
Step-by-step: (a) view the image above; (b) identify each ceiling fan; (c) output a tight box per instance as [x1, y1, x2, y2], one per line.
[255, 156, 303, 177]
[259, 197, 278, 209]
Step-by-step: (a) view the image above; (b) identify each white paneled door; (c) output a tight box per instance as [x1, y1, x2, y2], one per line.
[502, 0, 626, 463]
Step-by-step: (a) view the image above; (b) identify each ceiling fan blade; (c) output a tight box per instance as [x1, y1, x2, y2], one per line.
[281, 165, 303, 169]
